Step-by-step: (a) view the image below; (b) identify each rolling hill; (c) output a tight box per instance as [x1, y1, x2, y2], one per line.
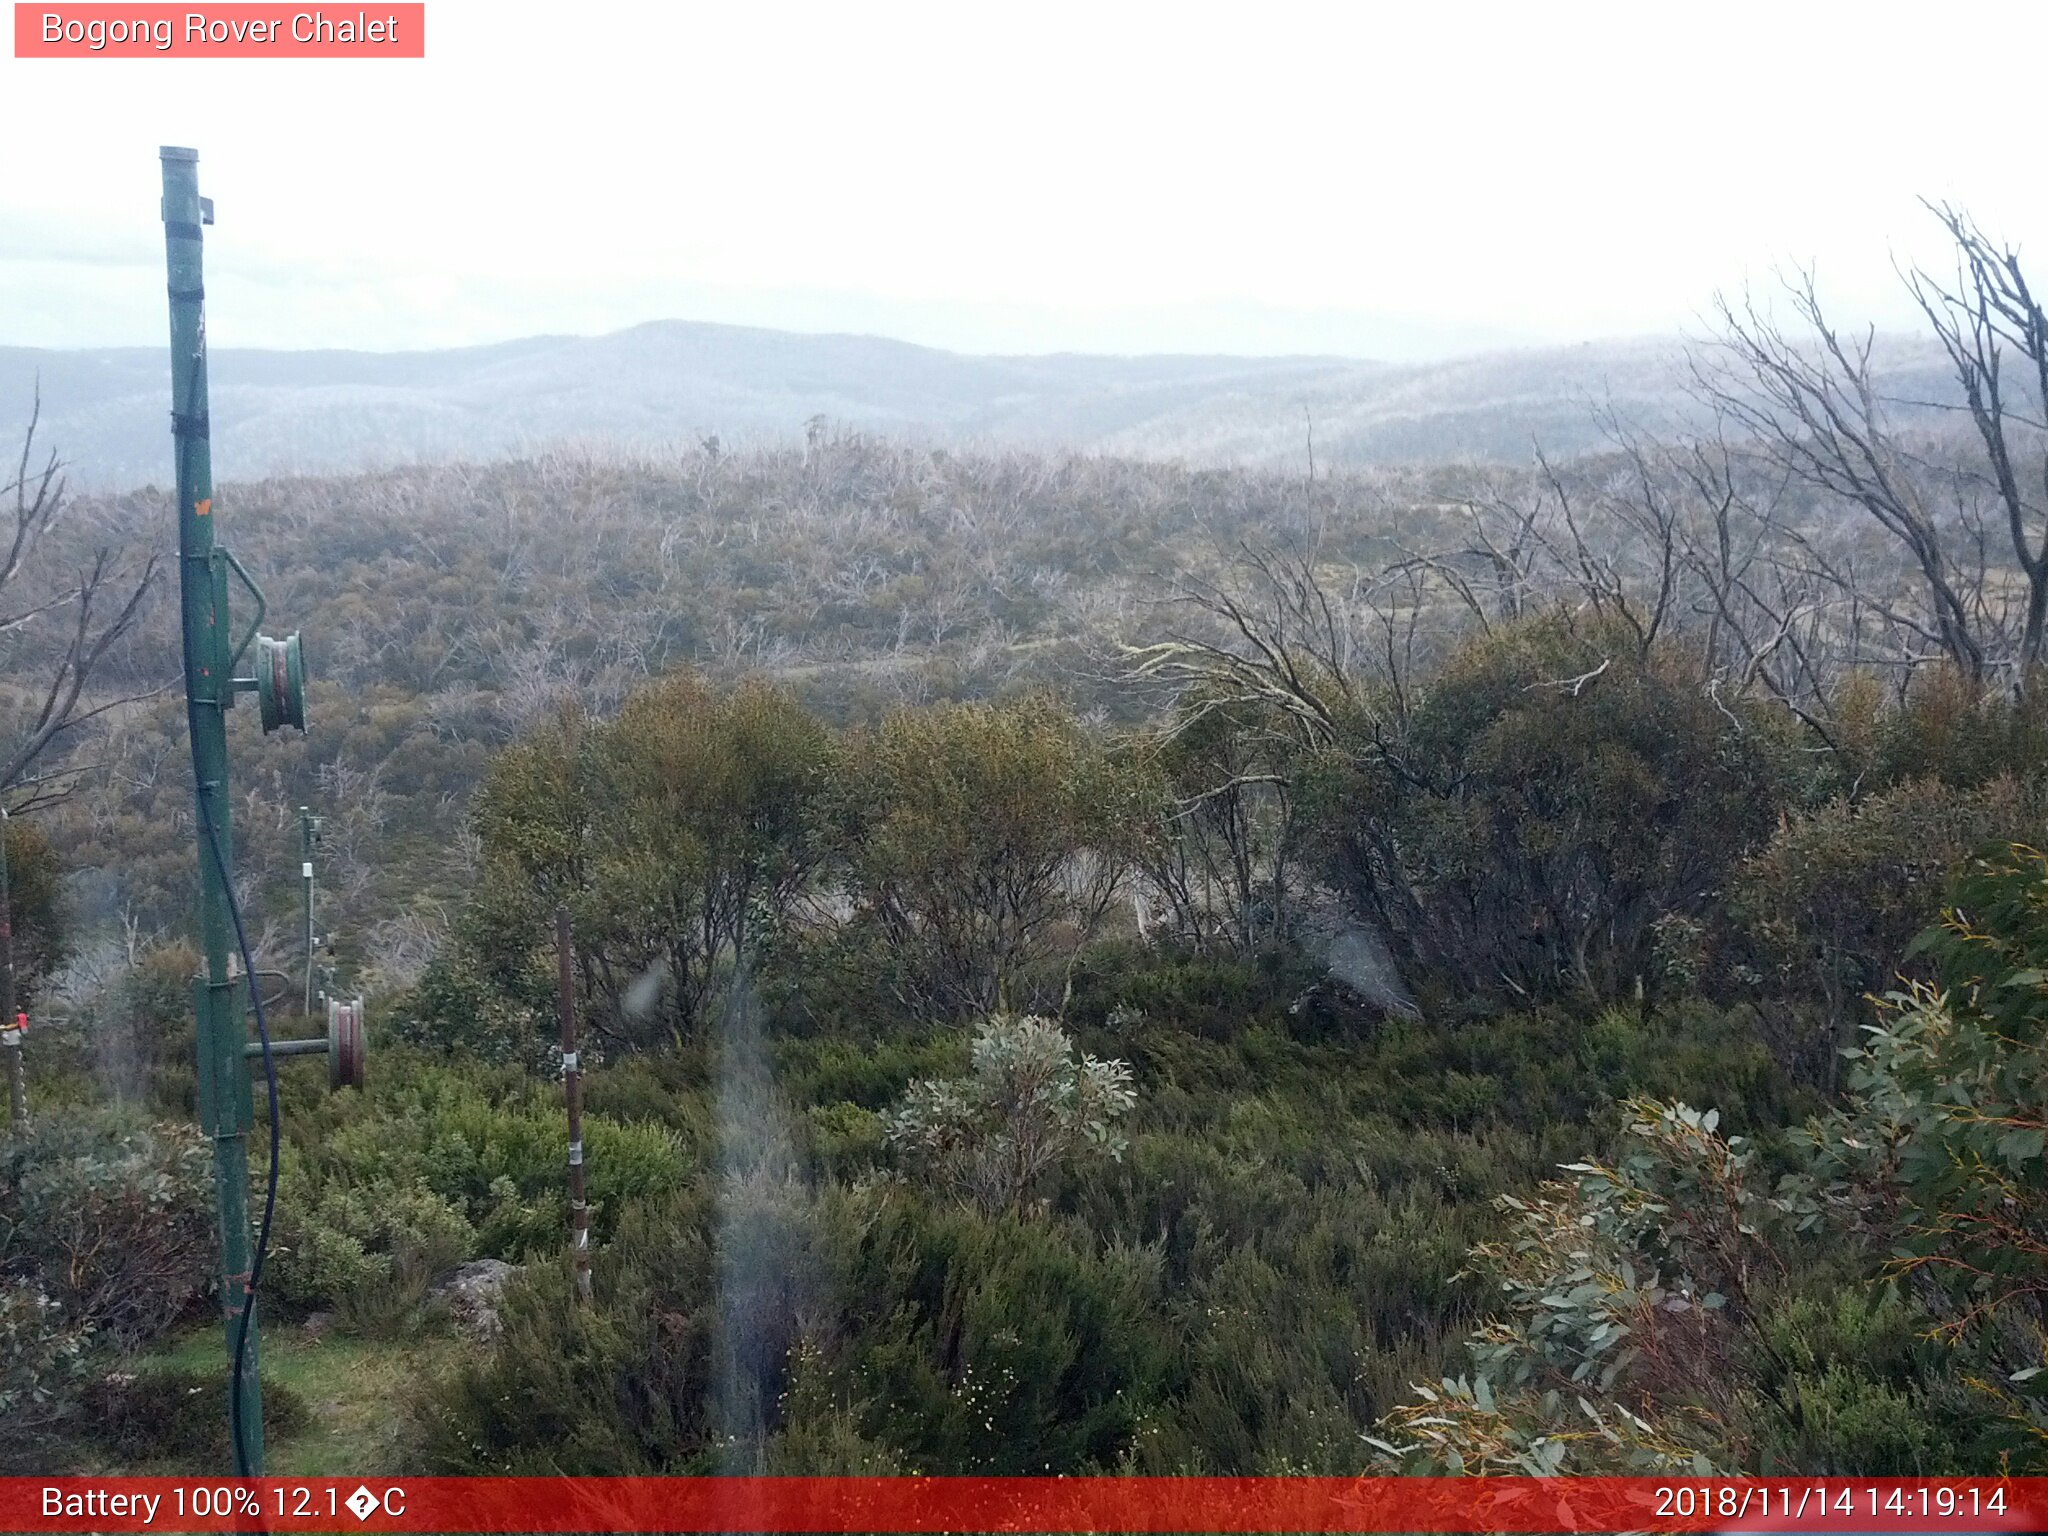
[0, 320, 1955, 490]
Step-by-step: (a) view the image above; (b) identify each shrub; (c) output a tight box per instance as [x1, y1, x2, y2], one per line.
[85, 1366, 310, 1466]
[804, 1102, 886, 1176]
[396, 926, 554, 1068]
[838, 695, 1151, 1017]
[1729, 773, 2048, 1087]
[415, 1174, 1176, 1477]
[286, 1056, 688, 1247]
[773, 1032, 963, 1112]
[886, 1016, 1135, 1217]
[0, 1111, 214, 1470]
[1858, 664, 2048, 793]
[1801, 843, 2048, 1457]
[413, 1183, 798, 1474]
[1302, 616, 1790, 1007]
[1128, 693, 1300, 957]
[270, 1171, 476, 1336]
[3, 816, 68, 1000]
[53, 943, 204, 1111]
[831, 1196, 1173, 1473]
[415, 1262, 686, 1473]
[0, 1111, 213, 1348]
[1370, 1100, 1781, 1475]
[1371, 1086, 2015, 1476]
[1069, 946, 1311, 1044]
[1743, 1280, 1989, 1473]
[124, 944, 202, 1111]
[578, 1044, 711, 1128]
[434, 673, 838, 1055]
[0, 1283, 92, 1470]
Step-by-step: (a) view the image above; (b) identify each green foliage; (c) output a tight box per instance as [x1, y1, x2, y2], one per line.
[0, 1110, 212, 1348]
[422, 671, 837, 1054]
[418, 1180, 1177, 1477]
[1372, 1099, 1772, 1475]
[409, 951, 1814, 1480]
[1378, 1061, 2018, 1475]
[47, 444, 1399, 1006]
[578, 1042, 713, 1125]
[839, 694, 1151, 1017]
[1851, 665, 2048, 794]
[270, 1174, 475, 1336]
[0, 1114, 209, 1474]
[420, 679, 1159, 1057]
[1306, 615, 1790, 1006]
[272, 1053, 687, 1318]
[1730, 772, 2048, 1087]
[584, 673, 836, 1035]
[832, 1196, 1172, 1473]
[1800, 842, 2048, 1455]
[396, 912, 554, 1068]
[804, 1101, 887, 1176]
[59, 942, 202, 1110]
[1743, 1279, 1989, 1473]
[0, 1110, 213, 1471]
[886, 1015, 1135, 1216]
[1129, 692, 1298, 955]
[42, 443, 2048, 1476]
[413, 1183, 776, 1473]
[0, 1283, 93, 1470]
[3, 815, 66, 1000]
[85, 1366, 310, 1465]
[1070, 945, 1316, 1043]
[36, 416, 2048, 1482]
[1365, 1095, 1998, 1475]
[772, 1031, 961, 1112]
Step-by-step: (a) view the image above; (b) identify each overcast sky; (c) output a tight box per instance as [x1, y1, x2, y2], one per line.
[4, 0, 2044, 360]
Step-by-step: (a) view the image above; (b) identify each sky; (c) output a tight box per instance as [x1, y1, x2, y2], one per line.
[4, 0, 2046, 360]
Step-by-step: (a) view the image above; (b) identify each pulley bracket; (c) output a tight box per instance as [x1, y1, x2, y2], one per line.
[237, 994, 365, 1091]
[254, 632, 306, 733]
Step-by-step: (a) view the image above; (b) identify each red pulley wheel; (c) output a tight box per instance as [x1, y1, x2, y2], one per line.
[326, 996, 366, 1090]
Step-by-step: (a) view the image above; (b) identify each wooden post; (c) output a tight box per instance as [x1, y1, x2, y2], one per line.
[554, 905, 592, 1303]
[1, 809, 24, 1136]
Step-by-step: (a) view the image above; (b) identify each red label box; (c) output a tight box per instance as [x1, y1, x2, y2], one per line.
[13, 3, 425, 57]
[1, 1476, 2042, 1534]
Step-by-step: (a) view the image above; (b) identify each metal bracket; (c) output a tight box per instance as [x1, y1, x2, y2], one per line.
[221, 547, 267, 674]
[238, 996, 364, 1092]
[193, 974, 254, 1135]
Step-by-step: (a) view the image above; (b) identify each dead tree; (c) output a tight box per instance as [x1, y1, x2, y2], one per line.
[1696, 204, 2048, 699]
[0, 394, 161, 812]
[1906, 201, 2048, 686]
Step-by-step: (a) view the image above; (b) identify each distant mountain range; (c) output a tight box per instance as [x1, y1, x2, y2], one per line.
[0, 320, 1957, 490]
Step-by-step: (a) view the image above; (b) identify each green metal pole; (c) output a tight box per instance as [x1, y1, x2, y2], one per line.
[162, 145, 263, 1475]
[301, 807, 314, 1016]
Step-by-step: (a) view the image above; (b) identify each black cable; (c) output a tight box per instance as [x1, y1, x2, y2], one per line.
[196, 792, 282, 1480]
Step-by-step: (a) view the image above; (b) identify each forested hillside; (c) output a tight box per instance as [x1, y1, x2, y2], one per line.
[0, 322, 1963, 490]
[8, 206, 2048, 1479]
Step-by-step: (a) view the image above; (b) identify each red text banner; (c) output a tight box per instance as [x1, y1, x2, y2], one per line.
[13, 5, 424, 57]
[1, 1477, 2041, 1534]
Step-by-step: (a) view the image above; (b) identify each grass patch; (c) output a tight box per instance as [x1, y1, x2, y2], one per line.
[123, 1325, 464, 1475]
